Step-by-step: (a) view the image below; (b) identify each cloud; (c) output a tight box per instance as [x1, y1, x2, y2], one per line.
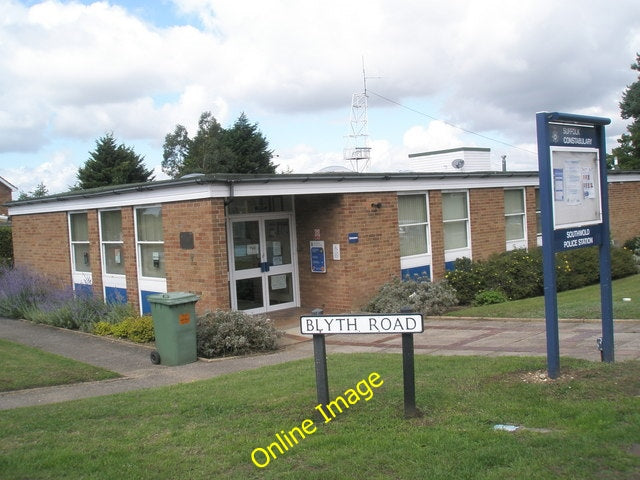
[1, 0, 639, 191]
[0, 150, 79, 196]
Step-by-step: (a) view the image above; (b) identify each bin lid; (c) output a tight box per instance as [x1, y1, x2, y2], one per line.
[147, 292, 200, 306]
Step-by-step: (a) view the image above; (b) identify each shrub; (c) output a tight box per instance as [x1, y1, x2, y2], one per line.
[445, 246, 637, 305]
[623, 236, 640, 254]
[0, 226, 12, 266]
[0, 265, 137, 332]
[474, 290, 508, 306]
[93, 316, 154, 343]
[610, 245, 638, 278]
[196, 310, 280, 358]
[622, 236, 640, 269]
[483, 249, 543, 300]
[364, 276, 458, 316]
[444, 258, 484, 305]
[0, 265, 52, 318]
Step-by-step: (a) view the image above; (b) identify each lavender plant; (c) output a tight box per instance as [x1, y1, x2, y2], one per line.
[0, 266, 133, 332]
[0, 265, 52, 318]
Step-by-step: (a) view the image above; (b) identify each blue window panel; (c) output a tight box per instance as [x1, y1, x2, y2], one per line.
[105, 286, 127, 304]
[401, 265, 431, 281]
[445, 261, 456, 271]
[74, 283, 93, 297]
[140, 290, 161, 315]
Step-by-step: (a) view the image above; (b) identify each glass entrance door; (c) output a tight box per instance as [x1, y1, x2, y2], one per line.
[229, 215, 298, 313]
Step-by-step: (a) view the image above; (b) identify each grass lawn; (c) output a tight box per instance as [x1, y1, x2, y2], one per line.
[0, 354, 638, 479]
[447, 274, 640, 319]
[0, 338, 119, 392]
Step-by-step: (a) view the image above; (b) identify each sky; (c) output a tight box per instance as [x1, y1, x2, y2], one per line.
[0, 0, 639, 197]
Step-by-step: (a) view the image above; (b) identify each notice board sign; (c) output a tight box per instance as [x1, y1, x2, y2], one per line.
[551, 148, 602, 229]
[536, 111, 614, 377]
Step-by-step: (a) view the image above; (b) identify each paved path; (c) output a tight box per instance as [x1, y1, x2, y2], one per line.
[1, 315, 639, 410]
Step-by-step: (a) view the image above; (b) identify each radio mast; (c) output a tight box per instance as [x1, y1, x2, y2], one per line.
[344, 61, 372, 172]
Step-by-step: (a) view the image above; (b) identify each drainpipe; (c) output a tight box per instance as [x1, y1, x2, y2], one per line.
[224, 180, 235, 207]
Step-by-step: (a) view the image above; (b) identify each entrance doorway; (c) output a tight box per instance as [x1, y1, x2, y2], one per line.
[228, 214, 299, 314]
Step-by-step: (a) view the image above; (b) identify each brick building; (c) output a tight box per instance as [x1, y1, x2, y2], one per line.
[6, 170, 640, 315]
[0, 176, 17, 223]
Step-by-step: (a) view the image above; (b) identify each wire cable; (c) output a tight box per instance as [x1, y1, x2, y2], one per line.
[368, 89, 537, 156]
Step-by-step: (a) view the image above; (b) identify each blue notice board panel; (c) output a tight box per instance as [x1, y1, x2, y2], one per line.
[310, 241, 326, 273]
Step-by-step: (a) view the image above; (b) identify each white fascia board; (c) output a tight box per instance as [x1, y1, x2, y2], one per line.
[8, 183, 228, 216]
[230, 175, 539, 197]
[607, 172, 640, 182]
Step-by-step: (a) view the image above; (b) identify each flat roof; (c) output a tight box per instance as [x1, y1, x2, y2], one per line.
[6, 169, 640, 216]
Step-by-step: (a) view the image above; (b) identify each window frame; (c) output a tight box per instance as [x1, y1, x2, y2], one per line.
[442, 190, 470, 253]
[134, 205, 166, 280]
[398, 193, 431, 258]
[504, 188, 528, 250]
[99, 209, 125, 277]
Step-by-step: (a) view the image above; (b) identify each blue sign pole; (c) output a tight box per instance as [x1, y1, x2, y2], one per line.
[536, 113, 560, 378]
[536, 112, 612, 378]
[596, 124, 615, 363]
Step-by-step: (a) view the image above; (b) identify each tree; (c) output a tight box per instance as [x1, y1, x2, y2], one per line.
[18, 182, 48, 200]
[611, 54, 640, 170]
[162, 112, 276, 178]
[76, 133, 154, 189]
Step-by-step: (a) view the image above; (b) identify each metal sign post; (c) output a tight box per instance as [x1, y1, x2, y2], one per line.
[301, 311, 424, 418]
[536, 112, 613, 379]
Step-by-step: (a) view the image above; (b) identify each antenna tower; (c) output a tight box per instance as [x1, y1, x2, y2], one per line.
[344, 61, 372, 172]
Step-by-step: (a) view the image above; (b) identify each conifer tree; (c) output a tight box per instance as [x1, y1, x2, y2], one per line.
[77, 133, 154, 189]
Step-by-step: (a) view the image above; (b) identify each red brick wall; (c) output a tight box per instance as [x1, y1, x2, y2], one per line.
[0, 184, 11, 216]
[608, 181, 640, 246]
[469, 188, 505, 261]
[163, 198, 230, 314]
[428, 191, 445, 280]
[295, 192, 400, 313]
[12, 212, 71, 287]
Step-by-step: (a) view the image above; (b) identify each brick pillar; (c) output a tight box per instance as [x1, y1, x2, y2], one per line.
[428, 191, 445, 281]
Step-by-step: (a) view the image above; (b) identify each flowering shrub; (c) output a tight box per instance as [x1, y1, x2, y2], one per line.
[0, 265, 134, 332]
[364, 276, 458, 316]
[196, 310, 281, 358]
[446, 246, 637, 305]
[0, 265, 53, 319]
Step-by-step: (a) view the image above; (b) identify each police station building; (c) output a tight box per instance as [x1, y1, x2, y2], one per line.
[6, 156, 640, 316]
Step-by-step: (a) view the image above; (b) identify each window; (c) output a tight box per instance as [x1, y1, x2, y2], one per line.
[504, 189, 526, 243]
[136, 206, 165, 278]
[100, 210, 124, 275]
[398, 195, 429, 256]
[442, 192, 469, 250]
[69, 213, 90, 273]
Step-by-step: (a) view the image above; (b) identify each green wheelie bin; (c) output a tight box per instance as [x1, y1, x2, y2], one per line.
[147, 292, 199, 366]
